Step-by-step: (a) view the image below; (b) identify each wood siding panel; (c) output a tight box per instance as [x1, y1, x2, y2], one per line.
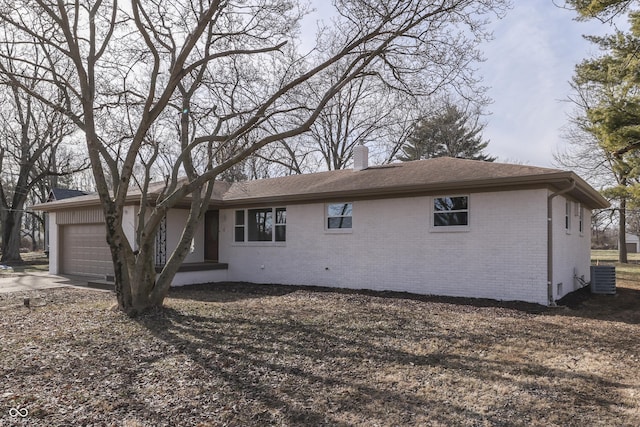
[56, 209, 105, 225]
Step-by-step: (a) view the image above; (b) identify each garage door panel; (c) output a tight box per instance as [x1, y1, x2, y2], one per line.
[61, 224, 114, 277]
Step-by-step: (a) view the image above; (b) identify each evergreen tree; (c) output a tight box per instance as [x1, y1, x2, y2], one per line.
[565, 0, 634, 21]
[574, 14, 640, 159]
[569, 11, 640, 262]
[397, 103, 495, 162]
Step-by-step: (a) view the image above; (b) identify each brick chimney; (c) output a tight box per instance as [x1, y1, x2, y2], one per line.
[353, 144, 369, 171]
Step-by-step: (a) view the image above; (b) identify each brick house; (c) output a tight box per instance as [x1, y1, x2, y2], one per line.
[33, 147, 609, 306]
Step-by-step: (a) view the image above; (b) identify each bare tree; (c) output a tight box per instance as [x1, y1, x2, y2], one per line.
[0, 0, 508, 315]
[293, 74, 419, 170]
[266, 25, 490, 174]
[0, 54, 85, 262]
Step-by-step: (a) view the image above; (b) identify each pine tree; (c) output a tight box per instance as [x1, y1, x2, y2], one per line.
[570, 11, 640, 263]
[565, 0, 634, 21]
[397, 103, 495, 162]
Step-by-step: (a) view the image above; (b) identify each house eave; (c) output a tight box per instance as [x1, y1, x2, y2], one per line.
[30, 194, 144, 212]
[220, 172, 610, 210]
[30, 170, 609, 212]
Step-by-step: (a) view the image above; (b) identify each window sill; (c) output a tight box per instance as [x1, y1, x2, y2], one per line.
[430, 226, 470, 233]
[232, 242, 287, 247]
[324, 228, 353, 234]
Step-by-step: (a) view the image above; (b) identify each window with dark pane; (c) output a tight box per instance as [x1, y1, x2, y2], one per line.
[248, 208, 273, 241]
[275, 208, 286, 242]
[579, 206, 584, 234]
[433, 196, 468, 227]
[327, 203, 352, 229]
[234, 210, 245, 242]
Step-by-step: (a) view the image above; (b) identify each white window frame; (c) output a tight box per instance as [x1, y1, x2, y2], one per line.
[234, 210, 245, 243]
[274, 208, 287, 242]
[578, 205, 584, 236]
[431, 195, 470, 232]
[325, 202, 353, 233]
[565, 199, 572, 234]
[233, 207, 286, 245]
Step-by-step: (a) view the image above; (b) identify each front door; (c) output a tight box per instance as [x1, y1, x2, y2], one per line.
[204, 210, 219, 261]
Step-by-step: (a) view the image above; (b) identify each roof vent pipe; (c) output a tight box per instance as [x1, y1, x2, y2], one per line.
[353, 144, 369, 171]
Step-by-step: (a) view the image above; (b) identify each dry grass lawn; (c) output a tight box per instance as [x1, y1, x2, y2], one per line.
[1, 255, 639, 426]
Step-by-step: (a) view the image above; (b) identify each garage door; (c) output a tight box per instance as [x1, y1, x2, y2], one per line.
[60, 224, 114, 277]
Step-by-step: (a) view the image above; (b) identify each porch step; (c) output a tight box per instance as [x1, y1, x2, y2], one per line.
[155, 262, 229, 273]
[85, 279, 115, 291]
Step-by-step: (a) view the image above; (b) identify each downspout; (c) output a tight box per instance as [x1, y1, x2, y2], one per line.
[547, 179, 576, 306]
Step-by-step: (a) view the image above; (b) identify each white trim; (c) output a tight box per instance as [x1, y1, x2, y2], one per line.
[325, 202, 353, 233]
[233, 207, 287, 244]
[430, 194, 470, 232]
[565, 198, 572, 235]
[231, 241, 287, 248]
[234, 209, 245, 243]
[578, 204, 584, 236]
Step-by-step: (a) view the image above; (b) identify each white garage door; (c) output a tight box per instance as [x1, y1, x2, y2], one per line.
[60, 224, 114, 277]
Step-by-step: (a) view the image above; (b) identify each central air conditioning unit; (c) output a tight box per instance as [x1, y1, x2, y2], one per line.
[590, 265, 616, 295]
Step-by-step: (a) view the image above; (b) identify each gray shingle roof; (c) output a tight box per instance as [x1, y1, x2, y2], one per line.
[220, 158, 608, 209]
[223, 158, 560, 201]
[32, 157, 610, 211]
[48, 188, 89, 201]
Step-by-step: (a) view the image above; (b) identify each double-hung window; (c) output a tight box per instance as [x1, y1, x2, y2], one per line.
[234, 207, 286, 242]
[274, 208, 286, 241]
[234, 210, 245, 242]
[433, 196, 469, 227]
[326, 203, 353, 230]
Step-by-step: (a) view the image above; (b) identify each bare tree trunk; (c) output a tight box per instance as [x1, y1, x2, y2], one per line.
[619, 198, 628, 263]
[1, 210, 23, 262]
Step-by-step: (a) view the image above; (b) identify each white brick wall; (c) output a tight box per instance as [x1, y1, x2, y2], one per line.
[47, 189, 594, 305]
[172, 269, 229, 286]
[166, 209, 205, 264]
[48, 212, 60, 274]
[551, 196, 591, 302]
[218, 189, 551, 305]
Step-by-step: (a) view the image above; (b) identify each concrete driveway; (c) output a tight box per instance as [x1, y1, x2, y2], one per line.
[0, 272, 91, 293]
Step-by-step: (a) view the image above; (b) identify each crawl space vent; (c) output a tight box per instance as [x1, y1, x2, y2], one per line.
[590, 265, 616, 295]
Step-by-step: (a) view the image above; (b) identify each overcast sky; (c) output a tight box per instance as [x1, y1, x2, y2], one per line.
[303, 1, 622, 168]
[479, 0, 620, 167]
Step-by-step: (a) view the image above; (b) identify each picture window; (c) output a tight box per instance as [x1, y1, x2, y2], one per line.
[235, 207, 286, 242]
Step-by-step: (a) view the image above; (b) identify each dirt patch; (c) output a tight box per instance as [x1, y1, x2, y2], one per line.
[555, 270, 640, 325]
[1, 282, 639, 426]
